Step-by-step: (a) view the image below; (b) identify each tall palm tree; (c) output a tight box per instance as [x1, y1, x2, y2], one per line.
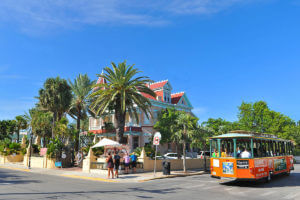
[68, 74, 94, 151]
[89, 61, 156, 143]
[174, 112, 198, 172]
[15, 115, 28, 143]
[37, 77, 72, 138]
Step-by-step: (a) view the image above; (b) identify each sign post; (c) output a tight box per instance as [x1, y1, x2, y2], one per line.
[153, 132, 161, 176]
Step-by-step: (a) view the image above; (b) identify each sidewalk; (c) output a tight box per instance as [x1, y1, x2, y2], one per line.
[0, 162, 206, 183]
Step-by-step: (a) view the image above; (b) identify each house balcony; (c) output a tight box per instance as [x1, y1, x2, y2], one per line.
[89, 125, 142, 135]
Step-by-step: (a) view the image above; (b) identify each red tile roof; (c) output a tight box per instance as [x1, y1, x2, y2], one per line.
[149, 80, 168, 90]
[171, 92, 184, 104]
[141, 92, 156, 100]
[96, 77, 107, 84]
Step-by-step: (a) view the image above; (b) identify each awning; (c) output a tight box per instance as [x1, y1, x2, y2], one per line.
[91, 138, 121, 148]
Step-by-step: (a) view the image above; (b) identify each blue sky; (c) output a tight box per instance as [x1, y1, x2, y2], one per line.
[0, 0, 300, 122]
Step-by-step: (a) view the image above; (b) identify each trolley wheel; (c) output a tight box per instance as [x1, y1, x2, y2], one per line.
[285, 170, 291, 176]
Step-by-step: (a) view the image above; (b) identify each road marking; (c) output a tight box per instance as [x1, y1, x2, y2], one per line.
[283, 192, 300, 200]
[260, 191, 275, 196]
[0, 183, 13, 185]
[224, 187, 234, 191]
[0, 166, 30, 172]
[61, 175, 119, 183]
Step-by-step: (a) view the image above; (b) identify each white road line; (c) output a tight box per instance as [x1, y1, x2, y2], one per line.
[259, 191, 275, 197]
[0, 183, 13, 185]
[224, 187, 234, 191]
[283, 192, 300, 200]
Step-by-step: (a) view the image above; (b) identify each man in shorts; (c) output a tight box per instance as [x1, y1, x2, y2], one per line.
[130, 153, 138, 173]
[113, 151, 121, 178]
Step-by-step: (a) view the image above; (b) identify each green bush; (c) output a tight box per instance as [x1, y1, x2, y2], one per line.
[46, 137, 64, 158]
[21, 148, 27, 155]
[0, 140, 22, 156]
[8, 143, 21, 154]
[133, 145, 158, 159]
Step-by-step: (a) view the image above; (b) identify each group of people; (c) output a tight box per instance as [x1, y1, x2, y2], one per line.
[212, 147, 252, 158]
[106, 151, 138, 179]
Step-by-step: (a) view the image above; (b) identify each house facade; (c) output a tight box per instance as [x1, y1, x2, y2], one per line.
[89, 78, 194, 153]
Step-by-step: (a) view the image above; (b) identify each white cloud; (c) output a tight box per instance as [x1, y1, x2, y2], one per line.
[0, 0, 260, 33]
[193, 107, 207, 116]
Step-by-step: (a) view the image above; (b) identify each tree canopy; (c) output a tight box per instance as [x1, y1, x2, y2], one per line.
[89, 61, 156, 143]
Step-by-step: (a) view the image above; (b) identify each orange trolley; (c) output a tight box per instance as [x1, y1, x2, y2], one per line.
[210, 131, 294, 182]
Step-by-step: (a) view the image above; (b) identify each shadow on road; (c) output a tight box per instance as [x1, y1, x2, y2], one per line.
[0, 187, 180, 199]
[0, 171, 40, 185]
[223, 172, 300, 188]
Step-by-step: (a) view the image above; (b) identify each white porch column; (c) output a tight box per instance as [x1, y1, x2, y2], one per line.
[128, 135, 133, 152]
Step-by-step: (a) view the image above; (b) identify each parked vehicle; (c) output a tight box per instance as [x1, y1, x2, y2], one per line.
[164, 153, 178, 159]
[164, 153, 193, 159]
[155, 156, 165, 160]
[198, 151, 210, 159]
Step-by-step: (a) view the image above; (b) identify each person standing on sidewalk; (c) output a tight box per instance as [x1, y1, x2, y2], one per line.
[106, 153, 114, 179]
[130, 153, 137, 173]
[124, 153, 130, 174]
[113, 151, 121, 178]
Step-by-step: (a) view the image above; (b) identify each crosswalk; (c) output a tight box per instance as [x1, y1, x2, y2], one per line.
[152, 174, 300, 200]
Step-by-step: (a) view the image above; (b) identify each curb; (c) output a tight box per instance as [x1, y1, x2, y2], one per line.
[139, 171, 207, 182]
[61, 175, 119, 183]
[0, 166, 30, 172]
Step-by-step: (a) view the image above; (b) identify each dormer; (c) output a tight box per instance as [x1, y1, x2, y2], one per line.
[162, 81, 172, 103]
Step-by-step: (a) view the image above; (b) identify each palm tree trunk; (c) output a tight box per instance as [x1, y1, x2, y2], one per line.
[17, 128, 20, 143]
[52, 112, 57, 138]
[183, 142, 187, 172]
[115, 107, 125, 144]
[75, 114, 81, 152]
[43, 136, 46, 147]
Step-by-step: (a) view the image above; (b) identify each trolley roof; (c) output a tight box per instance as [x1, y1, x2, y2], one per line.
[210, 130, 292, 142]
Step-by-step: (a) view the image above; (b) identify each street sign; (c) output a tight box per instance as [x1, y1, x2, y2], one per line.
[61, 153, 67, 159]
[153, 132, 161, 176]
[154, 132, 161, 139]
[153, 136, 160, 145]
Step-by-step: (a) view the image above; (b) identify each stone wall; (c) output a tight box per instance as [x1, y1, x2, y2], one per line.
[138, 148, 210, 172]
[140, 157, 210, 172]
[0, 155, 24, 164]
[23, 155, 57, 169]
[23, 147, 57, 169]
[82, 148, 210, 173]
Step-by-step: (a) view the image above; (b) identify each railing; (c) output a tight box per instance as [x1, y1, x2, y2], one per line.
[91, 161, 144, 170]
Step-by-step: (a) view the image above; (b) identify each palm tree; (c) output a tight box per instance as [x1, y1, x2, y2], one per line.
[26, 108, 53, 147]
[89, 61, 156, 143]
[37, 77, 72, 138]
[68, 74, 94, 151]
[15, 115, 28, 143]
[174, 112, 198, 172]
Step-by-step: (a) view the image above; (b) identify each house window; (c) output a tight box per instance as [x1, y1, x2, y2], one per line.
[144, 113, 151, 125]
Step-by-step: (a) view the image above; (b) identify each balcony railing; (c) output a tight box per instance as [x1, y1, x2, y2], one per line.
[89, 125, 142, 134]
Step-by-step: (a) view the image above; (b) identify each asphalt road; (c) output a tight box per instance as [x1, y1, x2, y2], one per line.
[0, 164, 299, 200]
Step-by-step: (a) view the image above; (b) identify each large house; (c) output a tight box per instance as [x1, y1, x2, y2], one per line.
[89, 77, 194, 153]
